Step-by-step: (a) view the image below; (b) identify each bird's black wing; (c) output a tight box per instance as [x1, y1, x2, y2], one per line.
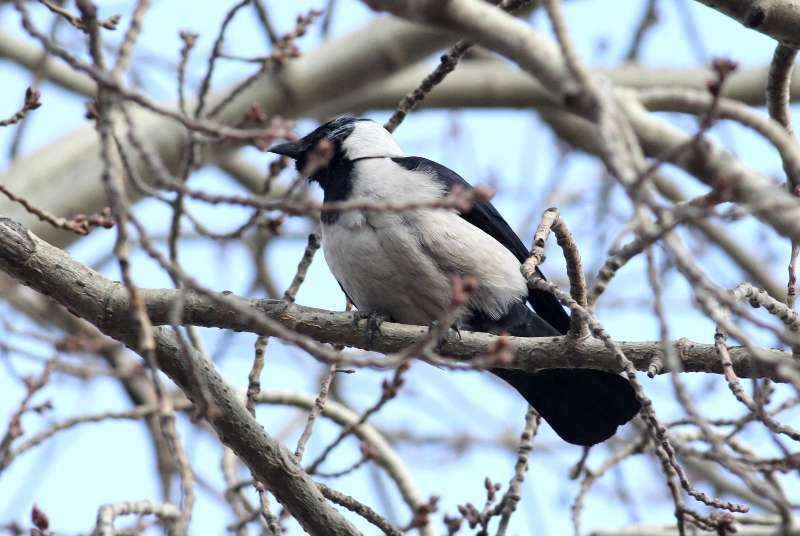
[392, 156, 570, 335]
[336, 281, 355, 307]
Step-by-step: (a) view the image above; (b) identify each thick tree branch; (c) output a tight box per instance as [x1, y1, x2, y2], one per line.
[1, 29, 793, 111]
[362, 0, 800, 244]
[0, 17, 453, 248]
[537, 107, 787, 301]
[0, 217, 793, 382]
[0, 31, 96, 95]
[314, 61, 800, 118]
[691, 0, 800, 47]
[0, 219, 359, 536]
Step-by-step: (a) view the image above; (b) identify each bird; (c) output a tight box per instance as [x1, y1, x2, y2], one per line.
[269, 116, 641, 446]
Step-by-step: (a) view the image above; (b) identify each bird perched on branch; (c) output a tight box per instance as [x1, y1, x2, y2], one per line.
[270, 116, 640, 446]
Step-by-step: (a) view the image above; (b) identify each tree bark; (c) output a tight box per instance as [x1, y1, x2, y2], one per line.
[0, 217, 791, 383]
[0, 218, 361, 536]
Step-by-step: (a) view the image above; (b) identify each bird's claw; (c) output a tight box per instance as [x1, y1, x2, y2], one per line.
[352, 310, 390, 347]
[429, 319, 463, 353]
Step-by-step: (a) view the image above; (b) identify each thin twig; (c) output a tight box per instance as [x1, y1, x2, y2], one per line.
[495, 406, 539, 535]
[0, 86, 41, 127]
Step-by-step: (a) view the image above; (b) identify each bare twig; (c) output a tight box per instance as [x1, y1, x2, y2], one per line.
[495, 406, 539, 535]
[0, 86, 41, 127]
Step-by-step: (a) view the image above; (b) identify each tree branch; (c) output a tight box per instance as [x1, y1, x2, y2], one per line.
[0, 219, 360, 536]
[691, 0, 800, 47]
[0, 17, 453, 248]
[313, 61, 800, 118]
[0, 217, 793, 382]
[361, 0, 800, 244]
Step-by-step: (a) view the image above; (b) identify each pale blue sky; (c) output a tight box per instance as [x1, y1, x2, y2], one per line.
[0, 1, 796, 534]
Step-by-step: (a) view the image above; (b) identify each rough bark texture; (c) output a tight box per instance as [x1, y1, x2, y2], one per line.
[692, 0, 800, 47]
[362, 0, 800, 243]
[0, 217, 789, 382]
[0, 218, 361, 536]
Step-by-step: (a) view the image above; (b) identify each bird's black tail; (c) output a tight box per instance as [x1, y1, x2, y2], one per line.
[465, 301, 641, 446]
[490, 367, 640, 446]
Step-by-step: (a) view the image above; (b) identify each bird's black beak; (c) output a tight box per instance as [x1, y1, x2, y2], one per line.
[268, 140, 305, 160]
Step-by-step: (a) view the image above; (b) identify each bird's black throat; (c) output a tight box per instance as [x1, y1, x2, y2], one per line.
[313, 152, 354, 225]
[314, 155, 388, 225]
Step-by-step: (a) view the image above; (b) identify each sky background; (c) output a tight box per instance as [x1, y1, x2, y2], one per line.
[0, 0, 797, 534]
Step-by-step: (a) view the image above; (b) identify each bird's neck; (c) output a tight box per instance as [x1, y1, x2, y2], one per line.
[312, 153, 354, 225]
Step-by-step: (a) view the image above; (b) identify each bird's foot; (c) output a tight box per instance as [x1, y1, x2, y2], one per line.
[429, 319, 463, 353]
[352, 310, 390, 347]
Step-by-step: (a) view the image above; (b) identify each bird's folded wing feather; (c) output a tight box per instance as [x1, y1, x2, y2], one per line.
[391, 156, 570, 335]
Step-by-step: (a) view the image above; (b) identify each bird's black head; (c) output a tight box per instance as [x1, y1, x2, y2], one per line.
[268, 116, 365, 182]
[268, 116, 404, 190]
